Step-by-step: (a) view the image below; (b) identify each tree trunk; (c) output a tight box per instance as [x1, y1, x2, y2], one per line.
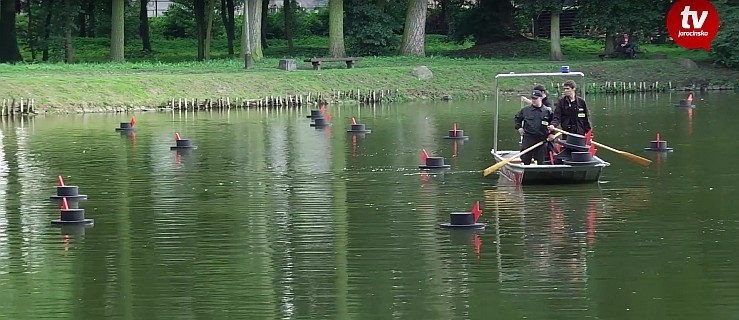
[77, 3, 86, 37]
[247, 0, 263, 59]
[64, 0, 74, 63]
[441, 0, 454, 37]
[328, 0, 345, 57]
[42, 0, 53, 61]
[604, 32, 616, 55]
[240, 0, 250, 60]
[284, 0, 294, 54]
[27, 0, 36, 60]
[87, 0, 96, 37]
[204, 0, 216, 60]
[194, 0, 206, 60]
[110, 0, 125, 61]
[139, 0, 152, 51]
[399, 0, 427, 56]
[260, 0, 268, 49]
[0, 0, 23, 63]
[549, 10, 562, 61]
[220, 0, 235, 57]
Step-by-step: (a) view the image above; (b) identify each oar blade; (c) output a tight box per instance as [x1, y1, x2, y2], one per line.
[620, 151, 652, 167]
[483, 160, 509, 177]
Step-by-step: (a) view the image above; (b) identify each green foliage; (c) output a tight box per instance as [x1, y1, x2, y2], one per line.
[90, 0, 140, 40]
[343, 1, 402, 56]
[711, 2, 739, 69]
[154, 3, 198, 39]
[424, 34, 473, 55]
[453, 0, 518, 44]
[264, 6, 329, 39]
[575, 0, 670, 42]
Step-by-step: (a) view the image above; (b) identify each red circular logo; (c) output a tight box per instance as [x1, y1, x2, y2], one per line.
[666, 0, 721, 51]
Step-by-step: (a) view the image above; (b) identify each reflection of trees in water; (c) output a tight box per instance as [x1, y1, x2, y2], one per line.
[0, 128, 8, 266]
[13, 120, 51, 266]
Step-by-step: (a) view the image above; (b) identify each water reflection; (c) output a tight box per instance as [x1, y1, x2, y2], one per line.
[266, 120, 296, 318]
[15, 119, 50, 269]
[0, 94, 736, 319]
[0, 127, 8, 269]
[485, 185, 602, 314]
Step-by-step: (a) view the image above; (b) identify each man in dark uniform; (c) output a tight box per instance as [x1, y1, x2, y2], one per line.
[520, 84, 553, 108]
[514, 90, 556, 165]
[549, 80, 592, 135]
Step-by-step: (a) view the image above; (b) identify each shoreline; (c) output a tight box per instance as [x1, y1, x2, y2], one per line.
[2, 58, 736, 115]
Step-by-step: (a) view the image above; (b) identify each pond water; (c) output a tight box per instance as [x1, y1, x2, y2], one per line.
[0, 91, 738, 320]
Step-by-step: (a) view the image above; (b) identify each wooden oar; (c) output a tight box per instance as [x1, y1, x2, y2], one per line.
[551, 128, 652, 167]
[483, 132, 563, 177]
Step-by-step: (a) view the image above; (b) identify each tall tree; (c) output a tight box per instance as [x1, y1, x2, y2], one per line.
[219, 0, 235, 57]
[0, 0, 23, 62]
[204, 0, 216, 59]
[139, 0, 152, 51]
[284, 0, 294, 54]
[194, 0, 206, 60]
[110, 0, 125, 61]
[241, 0, 263, 60]
[27, 0, 36, 60]
[241, 0, 251, 63]
[521, 0, 564, 60]
[249, 0, 263, 59]
[85, 0, 95, 37]
[328, 0, 345, 57]
[261, 0, 268, 48]
[398, 0, 427, 56]
[42, 0, 54, 61]
[549, 8, 562, 60]
[74, 0, 97, 37]
[63, 0, 74, 63]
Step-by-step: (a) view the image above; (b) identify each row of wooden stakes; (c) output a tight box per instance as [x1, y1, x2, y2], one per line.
[546, 81, 734, 94]
[2, 98, 37, 116]
[165, 89, 401, 111]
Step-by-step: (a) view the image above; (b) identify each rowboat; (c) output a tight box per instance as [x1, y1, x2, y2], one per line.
[489, 71, 609, 185]
[491, 149, 609, 185]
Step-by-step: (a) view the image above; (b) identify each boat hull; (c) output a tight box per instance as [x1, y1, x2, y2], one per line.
[491, 150, 607, 185]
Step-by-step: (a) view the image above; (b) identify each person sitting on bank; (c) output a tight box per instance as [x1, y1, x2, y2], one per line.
[618, 33, 636, 58]
[520, 84, 553, 108]
[514, 90, 555, 165]
[548, 80, 592, 135]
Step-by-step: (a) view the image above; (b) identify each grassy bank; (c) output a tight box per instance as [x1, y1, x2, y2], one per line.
[1, 37, 737, 113]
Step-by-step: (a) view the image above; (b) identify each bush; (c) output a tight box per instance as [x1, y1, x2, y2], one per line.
[156, 3, 197, 39]
[344, 2, 402, 56]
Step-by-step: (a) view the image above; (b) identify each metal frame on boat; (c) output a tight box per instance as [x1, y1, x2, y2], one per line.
[490, 71, 609, 185]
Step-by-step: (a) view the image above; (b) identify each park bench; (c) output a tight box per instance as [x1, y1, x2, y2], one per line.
[598, 36, 640, 60]
[597, 49, 641, 61]
[304, 57, 363, 70]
